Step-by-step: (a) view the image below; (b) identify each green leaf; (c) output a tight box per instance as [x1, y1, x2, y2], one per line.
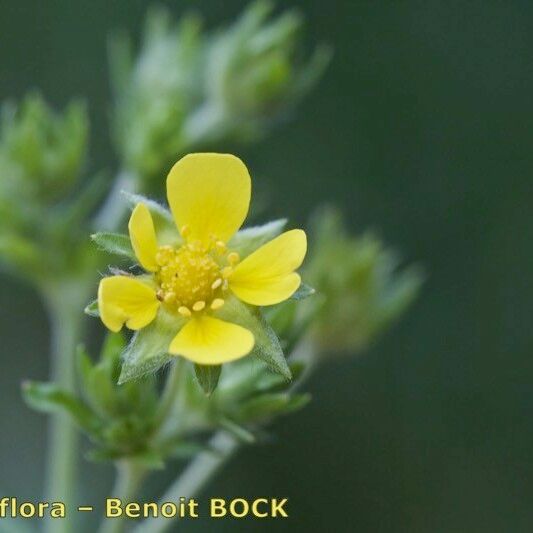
[291, 282, 315, 300]
[119, 311, 183, 384]
[22, 381, 98, 432]
[91, 232, 135, 260]
[218, 296, 291, 380]
[84, 299, 99, 317]
[228, 219, 287, 257]
[194, 364, 221, 396]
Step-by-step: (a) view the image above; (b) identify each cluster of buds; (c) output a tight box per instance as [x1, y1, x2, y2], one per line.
[23, 331, 310, 467]
[110, 1, 330, 188]
[268, 208, 424, 359]
[0, 94, 97, 284]
[303, 208, 424, 355]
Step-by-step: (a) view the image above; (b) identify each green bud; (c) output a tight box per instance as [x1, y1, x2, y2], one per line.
[0, 93, 88, 205]
[303, 207, 424, 356]
[184, 1, 331, 144]
[110, 7, 202, 183]
[0, 94, 96, 282]
[111, 2, 330, 186]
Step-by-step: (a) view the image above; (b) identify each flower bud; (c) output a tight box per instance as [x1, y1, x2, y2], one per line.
[0, 94, 92, 281]
[184, 1, 331, 145]
[302, 207, 424, 356]
[110, 2, 330, 187]
[0, 93, 88, 205]
[110, 8, 202, 183]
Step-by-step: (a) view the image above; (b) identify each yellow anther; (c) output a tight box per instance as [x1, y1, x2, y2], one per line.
[156, 244, 220, 308]
[210, 298, 225, 310]
[192, 301, 206, 312]
[227, 252, 240, 265]
[211, 278, 222, 290]
[222, 266, 233, 279]
[164, 292, 176, 304]
[178, 306, 191, 318]
[180, 225, 190, 238]
[215, 240, 227, 254]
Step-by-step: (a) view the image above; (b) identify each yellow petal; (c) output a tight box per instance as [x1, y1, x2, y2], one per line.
[98, 276, 160, 332]
[168, 316, 255, 365]
[166, 153, 251, 246]
[128, 203, 158, 272]
[229, 229, 307, 306]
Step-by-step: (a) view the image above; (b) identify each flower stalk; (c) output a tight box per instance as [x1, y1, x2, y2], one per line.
[42, 280, 91, 533]
[99, 460, 148, 533]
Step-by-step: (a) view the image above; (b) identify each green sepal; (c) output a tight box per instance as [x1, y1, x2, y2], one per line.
[194, 364, 221, 396]
[122, 191, 173, 223]
[91, 232, 135, 260]
[228, 219, 287, 257]
[22, 381, 98, 433]
[255, 361, 305, 393]
[84, 299, 99, 317]
[217, 296, 291, 380]
[118, 310, 184, 384]
[121, 191, 180, 246]
[291, 282, 315, 300]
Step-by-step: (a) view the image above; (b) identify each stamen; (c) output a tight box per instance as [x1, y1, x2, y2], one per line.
[211, 278, 222, 290]
[178, 306, 191, 318]
[192, 301, 205, 312]
[180, 225, 190, 238]
[222, 266, 233, 279]
[215, 241, 227, 254]
[227, 252, 240, 265]
[210, 298, 225, 310]
[164, 291, 176, 304]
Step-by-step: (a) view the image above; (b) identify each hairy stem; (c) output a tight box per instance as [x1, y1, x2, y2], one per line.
[134, 340, 318, 533]
[154, 359, 185, 430]
[42, 281, 89, 533]
[98, 460, 147, 533]
[133, 431, 239, 533]
[93, 169, 137, 231]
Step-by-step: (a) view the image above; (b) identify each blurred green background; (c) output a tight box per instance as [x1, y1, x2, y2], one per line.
[1, 1, 532, 532]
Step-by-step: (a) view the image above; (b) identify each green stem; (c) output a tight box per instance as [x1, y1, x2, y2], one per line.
[134, 341, 319, 533]
[93, 169, 138, 231]
[42, 282, 88, 533]
[133, 431, 239, 533]
[98, 461, 147, 533]
[154, 359, 184, 429]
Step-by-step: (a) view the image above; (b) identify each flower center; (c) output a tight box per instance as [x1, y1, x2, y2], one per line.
[155, 242, 234, 316]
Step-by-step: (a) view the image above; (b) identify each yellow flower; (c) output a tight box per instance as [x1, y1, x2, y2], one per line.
[98, 153, 307, 365]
